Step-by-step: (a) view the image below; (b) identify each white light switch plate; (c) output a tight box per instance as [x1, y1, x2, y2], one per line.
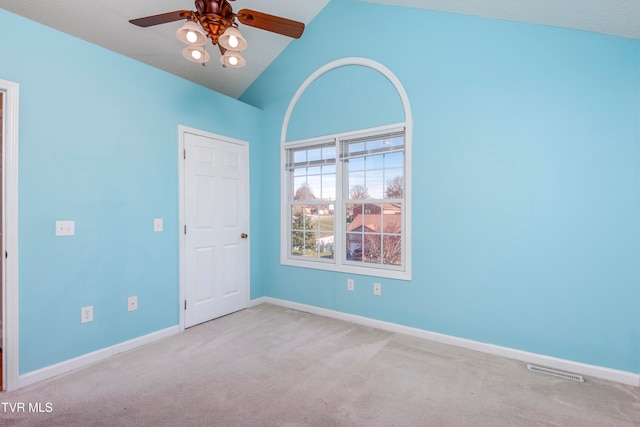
[128, 296, 138, 312]
[56, 220, 75, 236]
[373, 283, 382, 296]
[81, 306, 93, 323]
[154, 218, 163, 232]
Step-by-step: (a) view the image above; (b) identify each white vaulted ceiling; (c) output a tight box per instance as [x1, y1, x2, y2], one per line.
[1, 0, 639, 98]
[360, 0, 640, 40]
[0, 0, 331, 98]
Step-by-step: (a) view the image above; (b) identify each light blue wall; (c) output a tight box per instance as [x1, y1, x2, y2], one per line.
[0, 9, 264, 373]
[2, 0, 639, 378]
[286, 64, 405, 140]
[241, 0, 640, 373]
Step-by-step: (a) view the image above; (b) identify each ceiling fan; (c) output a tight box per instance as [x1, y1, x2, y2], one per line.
[129, 0, 305, 68]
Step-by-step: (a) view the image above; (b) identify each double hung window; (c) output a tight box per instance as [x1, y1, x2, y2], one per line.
[283, 125, 410, 279]
[286, 142, 337, 261]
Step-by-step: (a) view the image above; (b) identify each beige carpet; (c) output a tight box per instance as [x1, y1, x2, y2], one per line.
[1, 303, 639, 426]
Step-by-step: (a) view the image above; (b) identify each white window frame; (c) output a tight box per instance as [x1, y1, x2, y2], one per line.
[280, 57, 412, 281]
[284, 136, 337, 266]
[281, 123, 412, 280]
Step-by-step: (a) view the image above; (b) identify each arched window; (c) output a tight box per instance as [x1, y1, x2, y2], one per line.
[281, 58, 412, 280]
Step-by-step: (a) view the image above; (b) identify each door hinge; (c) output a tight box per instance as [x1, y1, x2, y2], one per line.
[184, 300, 187, 310]
[183, 149, 186, 159]
[184, 225, 187, 235]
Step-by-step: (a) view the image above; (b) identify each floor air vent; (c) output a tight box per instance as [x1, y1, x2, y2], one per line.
[527, 364, 585, 382]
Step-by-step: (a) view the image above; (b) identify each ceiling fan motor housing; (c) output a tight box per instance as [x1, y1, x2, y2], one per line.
[195, 0, 235, 44]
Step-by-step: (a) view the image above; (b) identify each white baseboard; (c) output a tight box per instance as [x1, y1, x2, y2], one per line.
[248, 296, 268, 307]
[253, 297, 640, 388]
[19, 326, 180, 389]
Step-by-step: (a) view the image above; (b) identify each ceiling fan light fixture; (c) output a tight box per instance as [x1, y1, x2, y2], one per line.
[219, 27, 247, 51]
[220, 50, 246, 68]
[176, 20, 207, 46]
[182, 46, 210, 63]
[186, 31, 198, 44]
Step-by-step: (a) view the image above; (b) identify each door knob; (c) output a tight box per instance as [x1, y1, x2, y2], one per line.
[241, 233, 248, 239]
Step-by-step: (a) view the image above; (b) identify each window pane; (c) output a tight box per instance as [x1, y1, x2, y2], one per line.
[293, 150, 307, 164]
[322, 145, 336, 160]
[346, 204, 362, 260]
[307, 166, 321, 175]
[346, 203, 358, 227]
[317, 231, 335, 259]
[365, 139, 385, 151]
[294, 179, 315, 200]
[321, 174, 336, 200]
[383, 235, 402, 266]
[382, 203, 402, 234]
[291, 206, 306, 230]
[307, 147, 322, 162]
[362, 204, 382, 232]
[384, 172, 403, 198]
[317, 205, 335, 232]
[288, 143, 336, 169]
[380, 202, 402, 265]
[291, 206, 312, 230]
[293, 177, 306, 199]
[307, 175, 321, 199]
[348, 172, 367, 200]
[290, 205, 317, 257]
[322, 164, 336, 174]
[366, 170, 384, 199]
[385, 151, 403, 168]
[303, 232, 317, 256]
[366, 155, 383, 170]
[388, 136, 404, 147]
[363, 234, 381, 264]
[348, 157, 364, 171]
[291, 234, 303, 256]
[346, 232, 363, 261]
[348, 141, 365, 156]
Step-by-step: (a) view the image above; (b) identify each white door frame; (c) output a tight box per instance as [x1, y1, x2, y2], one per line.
[177, 125, 250, 331]
[1, 79, 20, 390]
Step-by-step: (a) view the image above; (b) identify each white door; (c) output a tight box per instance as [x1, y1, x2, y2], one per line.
[183, 130, 249, 328]
[1, 79, 19, 391]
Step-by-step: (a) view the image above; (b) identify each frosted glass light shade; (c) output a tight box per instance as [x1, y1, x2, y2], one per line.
[176, 21, 207, 46]
[219, 27, 247, 51]
[182, 47, 211, 63]
[219, 50, 246, 68]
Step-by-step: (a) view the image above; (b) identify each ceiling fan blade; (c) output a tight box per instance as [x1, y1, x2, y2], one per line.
[129, 10, 191, 28]
[237, 9, 305, 39]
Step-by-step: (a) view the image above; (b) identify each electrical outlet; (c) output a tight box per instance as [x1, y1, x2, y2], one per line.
[347, 279, 355, 291]
[81, 306, 93, 323]
[55, 220, 75, 236]
[373, 283, 382, 296]
[128, 296, 138, 312]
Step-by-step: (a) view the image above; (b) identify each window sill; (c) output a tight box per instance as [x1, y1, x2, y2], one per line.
[281, 257, 412, 281]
